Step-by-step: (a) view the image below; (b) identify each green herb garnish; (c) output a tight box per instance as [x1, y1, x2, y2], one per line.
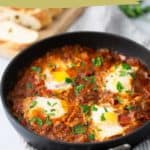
[30, 117, 43, 126]
[74, 84, 84, 95]
[51, 109, 56, 112]
[119, 70, 127, 76]
[92, 56, 103, 67]
[47, 101, 51, 106]
[119, 2, 150, 18]
[80, 105, 90, 114]
[91, 105, 98, 111]
[97, 128, 102, 131]
[30, 101, 37, 108]
[104, 107, 108, 112]
[81, 61, 85, 67]
[93, 86, 98, 91]
[122, 63, 131, 70]
[31, 66, 41, 73]
[88, 133, 95, 140]
[116, 81, 124, 92]
[100, 113, 106, 121]
[52, 102, 57, 107]
[72, 124, 86, 134]
[126, 90, 134, 95]
[65, 78, 73, 84]
[116, 97, 123, 104]
[48, 63, 57, 69]
[129, 72, 136, 79]
[125, 105, 134, 111]
[47, 113, 55, 116]
[83, 75, 96, 84]
[83, 76, 89, 81]
[89, 76, 96, 84]
[45, 116, 52, 126]
[70, 63, 76, 68]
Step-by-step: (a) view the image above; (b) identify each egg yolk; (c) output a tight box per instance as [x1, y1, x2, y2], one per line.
[52, 71, 69, 82]
[27, 107, 46, 120]
[104, 112, 118, 123]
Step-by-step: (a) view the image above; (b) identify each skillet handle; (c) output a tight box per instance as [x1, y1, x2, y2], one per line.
[108, 144, 131, 150]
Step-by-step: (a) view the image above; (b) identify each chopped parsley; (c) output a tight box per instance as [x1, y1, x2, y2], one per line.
[88, 133, 95, 140]
[125, 105, 134, 111]
[119, 70, 127, 76]
[126, 90, 134, 95]
[65, 78, 73, 84]
[47, 113, 55, 116]
[116, 97, 123, 104]
[72, 124, 86, 134]
[130, 72, 136, 79]
[81, 61, 85, 67]
[89, 76, 96, 84]
[52, 102, 57, 107]
[47, 101, 51, 106]
[91, 105, 98, 111]
[122, 63, 131, 70]
[47, 101, 57, 107]
[30, 117, 43, 126]
[30, 101, 37, 108]
[120, 66, 136, 78]
[70, 63, 76, 68]
[34, 92, 39, 96]
[104, 107, 108, 112]
[100, 113, 106, 121]
[116, 81, 124, 92]
[80, 105, 90, 114]
[83, 76, 89, 81]
[74, 84, 84, 95]
[92, 56, 103, 67]
[31, 66, 41, 73]
[83, 75, 96, 84]
[93, 86, 98, 91]
[45, 116, 52, 126]
[97, 128, 102, 132]
[51, 109, 56, 112]
[26, 82, 33, 89]
[47, 63, 57, 69]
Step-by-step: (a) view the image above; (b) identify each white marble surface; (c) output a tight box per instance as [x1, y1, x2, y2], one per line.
[0, 5, 150, 150]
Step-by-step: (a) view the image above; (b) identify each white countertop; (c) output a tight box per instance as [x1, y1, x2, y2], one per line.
[0, 5, 150, 150]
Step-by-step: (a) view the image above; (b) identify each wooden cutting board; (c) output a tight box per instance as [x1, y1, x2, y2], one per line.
[0, 8, 85, 58]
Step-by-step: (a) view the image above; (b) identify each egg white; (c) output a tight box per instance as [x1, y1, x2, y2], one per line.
[91, 105, 124, 140]
[43, 68, 72, 91]
[24, 96, 68, 120]
[104, 64, 138, 94]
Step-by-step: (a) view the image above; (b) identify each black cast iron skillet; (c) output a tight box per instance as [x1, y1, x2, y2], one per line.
[1, 32, 150, 150]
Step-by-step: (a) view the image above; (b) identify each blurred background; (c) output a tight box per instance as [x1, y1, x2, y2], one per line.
[0, 0, 150, 149]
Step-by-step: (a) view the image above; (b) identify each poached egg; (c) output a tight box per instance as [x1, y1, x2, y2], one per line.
[91, 105, 124, 140]
[104, 64, 138, 94]
[23, 96, 68, 121]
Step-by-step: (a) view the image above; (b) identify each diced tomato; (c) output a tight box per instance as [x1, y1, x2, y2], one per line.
[119, 114, 131, 126]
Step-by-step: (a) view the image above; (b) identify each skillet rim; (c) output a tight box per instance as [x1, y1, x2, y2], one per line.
[1, 31, 150, 147]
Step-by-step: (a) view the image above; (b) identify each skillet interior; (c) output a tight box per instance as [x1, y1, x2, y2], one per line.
[1, 32, 150, 150]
